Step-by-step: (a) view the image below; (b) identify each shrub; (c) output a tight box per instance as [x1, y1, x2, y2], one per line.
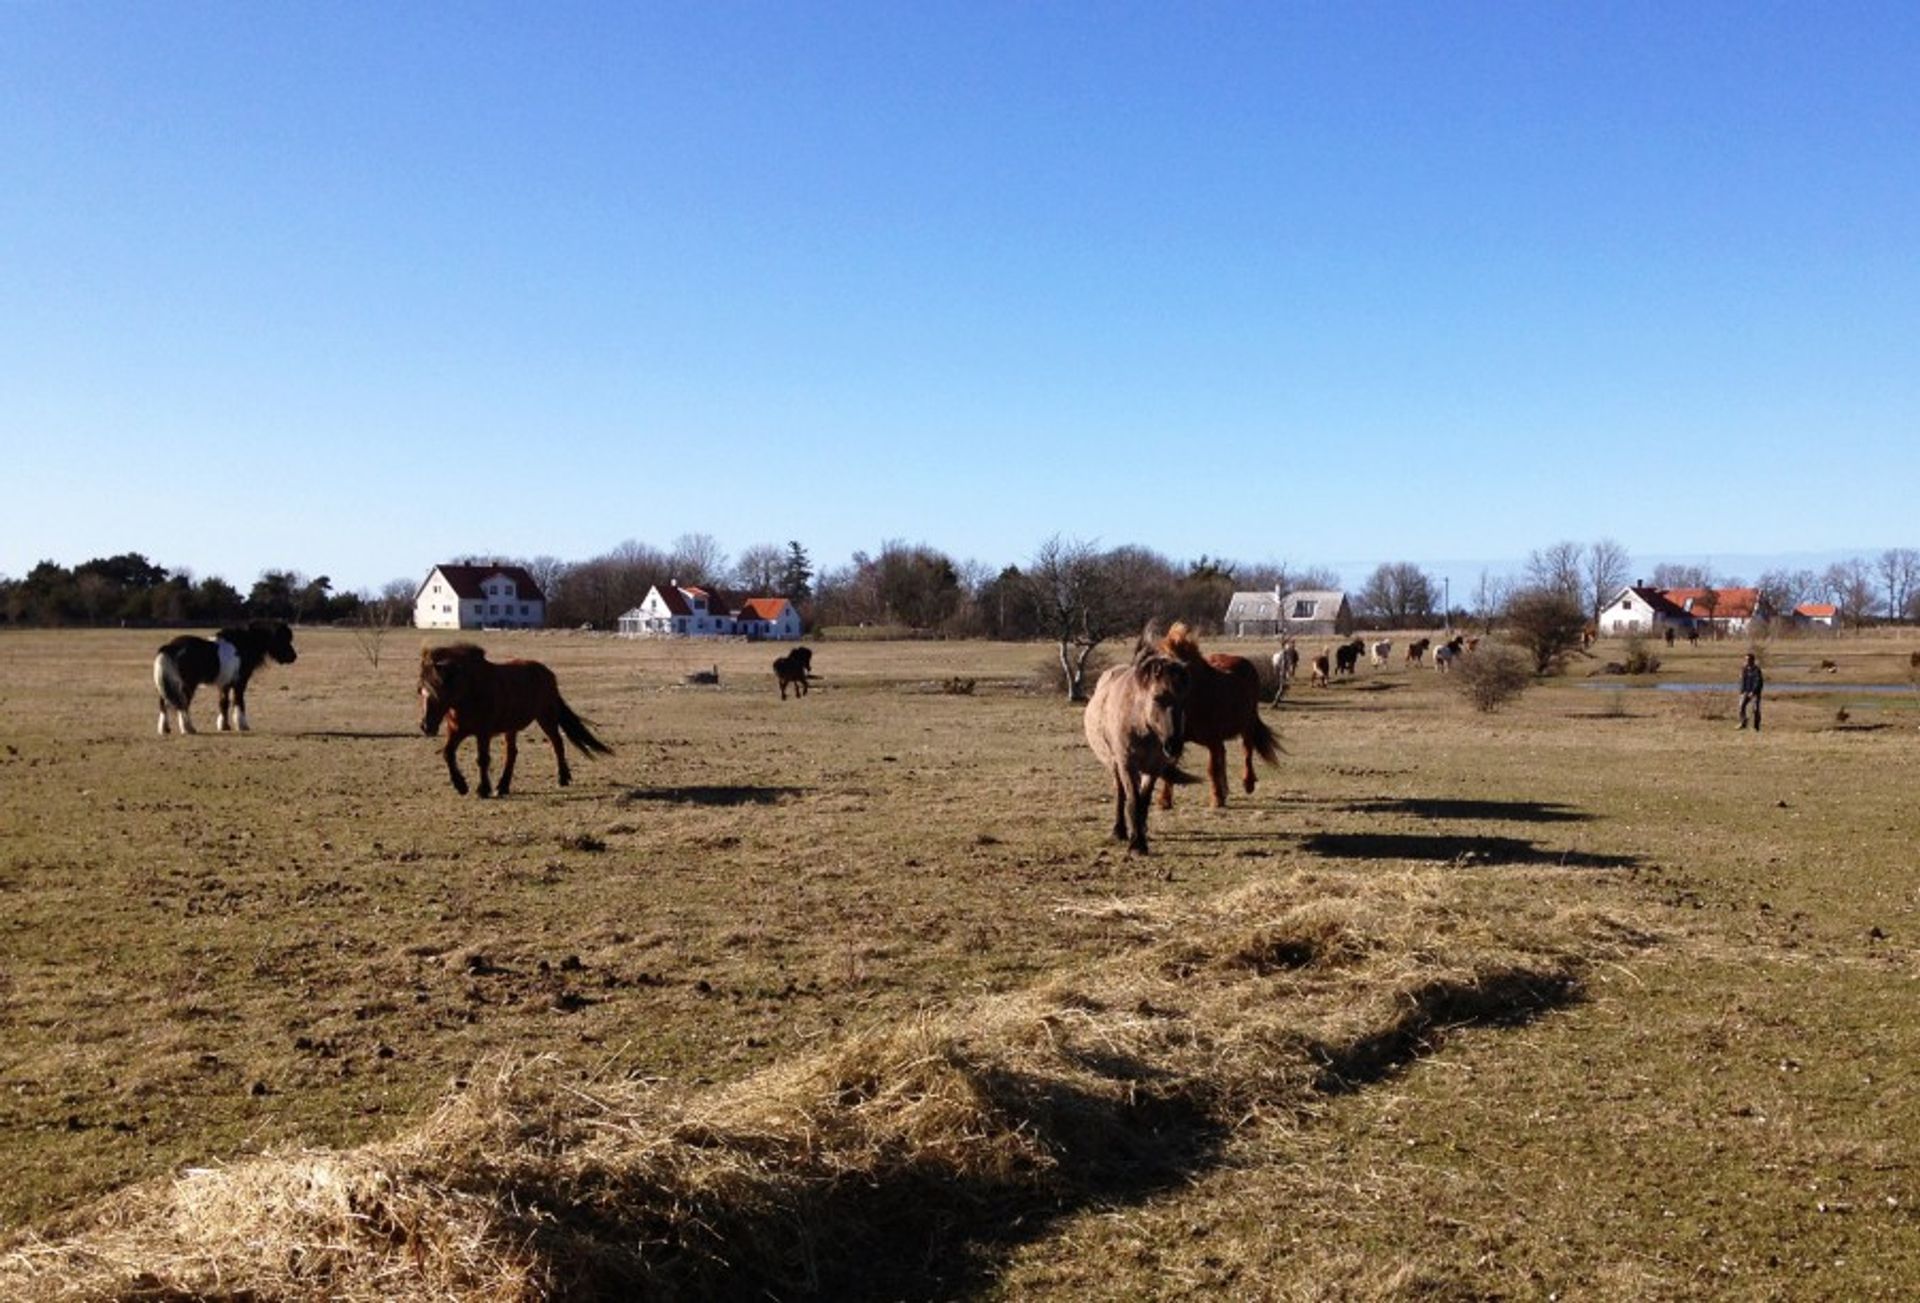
[1620, 632, 1662, 675]
[1452, 642, 1534, 712]
[1032, 647, 1114, 697]
[1503, 588, 1587, 674]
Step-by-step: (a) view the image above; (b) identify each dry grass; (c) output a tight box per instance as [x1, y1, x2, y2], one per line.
[2, 627, 1917, 1298]
[0, 869, 1639, 1300]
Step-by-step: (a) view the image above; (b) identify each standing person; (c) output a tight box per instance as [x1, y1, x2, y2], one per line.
[1738, 652, 1764, 731]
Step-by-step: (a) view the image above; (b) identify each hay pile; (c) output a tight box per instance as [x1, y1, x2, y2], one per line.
[0, 871, 1650, 1301]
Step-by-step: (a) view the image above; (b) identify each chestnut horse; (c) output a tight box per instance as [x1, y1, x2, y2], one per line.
[1156, 623, 1281, 810]
[417, 644, 611, 797]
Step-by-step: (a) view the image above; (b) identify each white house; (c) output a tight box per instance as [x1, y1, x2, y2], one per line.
[414, 563, 547, 630]
[617, 584, 802, 639]
[1598, 583, 1772, 637]
[1598, 584, 1693, 637]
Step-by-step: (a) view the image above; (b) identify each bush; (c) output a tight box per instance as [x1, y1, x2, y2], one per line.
[1452, 643, 1534, 712]
[1620, 632, 1662, 675]
[1504, 588, 1587, 674]
[1032, 648, 1114, 698]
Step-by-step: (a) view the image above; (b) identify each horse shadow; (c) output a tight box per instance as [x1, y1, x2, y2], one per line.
[296, 730, 421, 741]
[618, 784, 807, 807]
[487, 974, 1583, 1301]
[1341, 798, 1592, 824]
[1295, 831, 1640, 870]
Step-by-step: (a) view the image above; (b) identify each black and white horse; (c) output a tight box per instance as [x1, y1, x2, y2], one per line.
[153, 622, 298, 734]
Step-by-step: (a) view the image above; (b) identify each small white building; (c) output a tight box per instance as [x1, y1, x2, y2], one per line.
[1598, 584, 1693, 637]
[617, 583, 802, 639]
[414, 563, 547, 630]
[1792, 602, 1838, 629]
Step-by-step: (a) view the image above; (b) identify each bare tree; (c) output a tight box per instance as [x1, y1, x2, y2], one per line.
[1755, 568, 1821, 617]
[1357, 561, 1436, 626]
[1025, 536, 1147, 701]
[668, 533, 729, 587]
[1469, 569, 1514, 633]
[518, 555, 570, 609]
[349, 578, 416, 667]
[1824, 557, 1878, 628]
[1525, 541, 1585, 607]
[1583, 538, 1632, 624]
[1876, 548, 1920, 620]
[731, 542, 785, 593]
[1650, 561, 1713, 589]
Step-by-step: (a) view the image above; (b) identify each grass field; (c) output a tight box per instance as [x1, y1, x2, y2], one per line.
[1, 627, 1915, 1298]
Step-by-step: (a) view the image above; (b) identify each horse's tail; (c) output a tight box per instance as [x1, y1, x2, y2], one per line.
[153, 651, 189, 711]
[1244, 709, 1284, 764]
[554, 697, 613, 757]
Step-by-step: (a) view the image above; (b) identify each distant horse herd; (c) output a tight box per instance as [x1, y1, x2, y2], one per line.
[142, 619, 1473, 851]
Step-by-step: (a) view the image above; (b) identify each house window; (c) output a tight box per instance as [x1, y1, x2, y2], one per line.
[1291, 600, 1317, 619]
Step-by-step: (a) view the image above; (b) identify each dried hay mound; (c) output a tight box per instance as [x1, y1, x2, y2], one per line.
[0, 871, 1652, 1301]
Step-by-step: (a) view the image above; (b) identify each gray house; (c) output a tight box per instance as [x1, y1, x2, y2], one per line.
[1224, 588, 1353, 639]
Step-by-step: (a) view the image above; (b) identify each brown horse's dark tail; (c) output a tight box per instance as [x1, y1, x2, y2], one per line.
[1245, 710, 1284, 763]
[555, 698, 613, 757]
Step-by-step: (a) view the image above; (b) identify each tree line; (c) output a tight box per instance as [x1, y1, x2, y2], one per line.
[7, 537, 1917, 645]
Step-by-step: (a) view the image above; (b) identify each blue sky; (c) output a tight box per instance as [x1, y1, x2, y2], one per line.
[4, 2, 1916, 594]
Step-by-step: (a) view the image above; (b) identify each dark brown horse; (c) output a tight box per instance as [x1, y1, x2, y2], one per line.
[1156, 623, 1281, 810]
[773, 645, 814, 699]
[1084, 643, 1198, 854]
[417, 644, 611, 797]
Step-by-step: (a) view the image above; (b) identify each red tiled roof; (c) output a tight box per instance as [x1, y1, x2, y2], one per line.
[737, 597, 791, 622]
[1664, 587, 1762, 619]
[427, 564, 546, 602]
[1794, 602, 1837, 618]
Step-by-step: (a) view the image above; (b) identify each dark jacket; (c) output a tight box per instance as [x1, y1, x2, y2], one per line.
[1740, 662, 1764, 694]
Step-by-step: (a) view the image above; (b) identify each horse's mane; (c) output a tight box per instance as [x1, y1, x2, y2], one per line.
[424, 642, 489, 666]
[1159, 621, 1206, 664]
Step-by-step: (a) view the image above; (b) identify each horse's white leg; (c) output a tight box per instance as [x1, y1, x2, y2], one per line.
[180, 707, 196, 734]
[233, 685, 250, 731]
[157, 704, 171, 735]
[215, 687, 232, 731]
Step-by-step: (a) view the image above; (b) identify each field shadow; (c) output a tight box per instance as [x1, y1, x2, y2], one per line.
[500, 973, 1583, 1302]
[295, 729, 420, 740]
[1297, 831, 1639, 871]
[1343, 797, 1593, 824]
[618, 784, 808, 807]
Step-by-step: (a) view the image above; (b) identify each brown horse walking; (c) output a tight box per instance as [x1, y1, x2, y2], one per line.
[417, 644, 612, 797]
[1156, 623, 1281, 810]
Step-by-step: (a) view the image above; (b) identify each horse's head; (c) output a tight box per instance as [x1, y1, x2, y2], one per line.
[418, 644, 481, 735]
[265, 621, 297, 665]
[1130, 646, 1192, 759]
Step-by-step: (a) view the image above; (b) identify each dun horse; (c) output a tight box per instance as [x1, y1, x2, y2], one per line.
[1084, 643, 1197, 854]
[1156, 623, 1281, 810]
[417, 644, 611, 797]
[153, 621, 298, 734]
